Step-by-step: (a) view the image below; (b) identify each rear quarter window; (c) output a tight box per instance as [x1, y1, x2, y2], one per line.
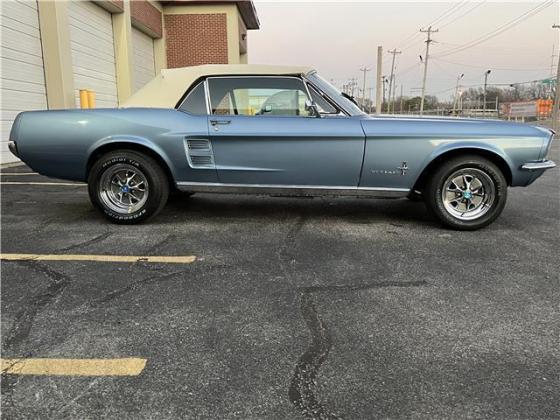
[178, 81, 207, 115]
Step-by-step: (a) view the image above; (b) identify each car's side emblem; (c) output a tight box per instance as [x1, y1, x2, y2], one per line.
[371, 161, 408, 176]
[398, 161, 408, 176]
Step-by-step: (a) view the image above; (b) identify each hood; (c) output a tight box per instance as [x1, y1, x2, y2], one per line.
[362, 114, 553, 139]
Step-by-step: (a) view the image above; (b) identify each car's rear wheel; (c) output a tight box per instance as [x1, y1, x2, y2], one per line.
[425, 155, 507, 230]
[88, 150, 169, 224]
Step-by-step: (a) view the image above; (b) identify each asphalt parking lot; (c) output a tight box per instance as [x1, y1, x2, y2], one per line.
[1, 140, 559, 419]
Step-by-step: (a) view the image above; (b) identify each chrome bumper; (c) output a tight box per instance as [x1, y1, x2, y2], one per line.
[8, 141, 19, 159]
[521, 160, 556, 171]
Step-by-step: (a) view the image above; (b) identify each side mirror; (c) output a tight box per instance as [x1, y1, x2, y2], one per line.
[305, 100, 321, 118]
[263, 105, 273, 113]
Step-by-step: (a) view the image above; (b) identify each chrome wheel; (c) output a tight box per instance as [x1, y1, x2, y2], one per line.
[442, 168, 495, 221]
[99, 164, 149, 214]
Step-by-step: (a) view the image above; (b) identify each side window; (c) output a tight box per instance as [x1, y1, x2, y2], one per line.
[308, 85, 339, 114]
[207, 77, 313, 117]
[178, 81, 207, 115]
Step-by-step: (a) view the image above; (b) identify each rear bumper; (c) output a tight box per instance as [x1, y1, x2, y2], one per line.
[520, 160, 556, 171]
[8, 141, 19, 159]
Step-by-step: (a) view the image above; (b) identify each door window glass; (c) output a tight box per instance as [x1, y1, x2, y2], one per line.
[208, 77, 313, 117]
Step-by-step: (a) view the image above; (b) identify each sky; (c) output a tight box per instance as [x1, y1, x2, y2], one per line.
[248, 0, 559, 100]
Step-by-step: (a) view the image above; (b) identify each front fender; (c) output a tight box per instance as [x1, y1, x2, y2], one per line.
[418, 141, 514, 175]
[416, 138, 542, 187]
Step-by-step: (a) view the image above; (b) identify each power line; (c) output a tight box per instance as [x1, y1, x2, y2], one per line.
[436, 1, 555, 57]
[396, 0, 471, 51]
[393, 61, 423, 87]
[438, 0, 487, 30]
[431, 75, 557, 96]
[427, 0, 470, 29]
[432, 57, 550, 72]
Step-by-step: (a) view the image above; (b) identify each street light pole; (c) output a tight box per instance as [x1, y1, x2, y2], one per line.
[483, 69, 491, 115]
[453, 73, 464, 115]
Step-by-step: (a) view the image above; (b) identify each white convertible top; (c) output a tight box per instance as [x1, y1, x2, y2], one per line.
[121, 64, 314, 109]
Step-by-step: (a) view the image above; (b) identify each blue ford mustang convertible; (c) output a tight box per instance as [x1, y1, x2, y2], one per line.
[8, 64, 556, 230]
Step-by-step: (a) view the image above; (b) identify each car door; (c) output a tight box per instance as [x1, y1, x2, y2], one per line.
[206, 76, 365, 187]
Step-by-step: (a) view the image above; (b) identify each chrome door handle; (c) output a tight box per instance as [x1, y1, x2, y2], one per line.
[210, 119, 231, 126]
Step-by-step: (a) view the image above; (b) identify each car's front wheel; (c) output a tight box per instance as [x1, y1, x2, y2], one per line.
[88, 150, 169, 224]
[425, 155, 507, 230]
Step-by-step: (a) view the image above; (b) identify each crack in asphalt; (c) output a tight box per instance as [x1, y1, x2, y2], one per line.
[289, 292, 337, 419]
[1, 261, 72, 408]
[145, 234, 177, 255]
[2, 261, 71, 353]
[289, 282, 427, 419]
[57, 232, 113, 252]
[93, 269, 190, 305]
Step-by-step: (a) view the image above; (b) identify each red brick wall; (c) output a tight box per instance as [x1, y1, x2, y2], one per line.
[131, 1, 163, 38]
[164, 13, 228, 68]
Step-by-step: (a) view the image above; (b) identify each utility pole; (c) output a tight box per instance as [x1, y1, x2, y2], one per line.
[360, 67, 371, 111]
[349, 78, 357, 97]
[387, 48, 401, 113]
[553, 25, 560, 133]
[399, 84, 404, 113]
[376, 46, 383, 114]
[419, 26, 438, 115]
[392, 76, 398, 112]
[453, 73, 464, 115]
[483, 69, 491, 114]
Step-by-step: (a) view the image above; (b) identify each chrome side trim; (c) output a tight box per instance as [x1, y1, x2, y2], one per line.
[203, 78, 212, 115]
[520, 160, 556, 170]
[176, 181, 410, 198]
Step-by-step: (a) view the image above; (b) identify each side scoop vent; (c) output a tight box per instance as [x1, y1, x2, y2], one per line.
[187, 139, 211, 151]
[184, 139, 215, 169]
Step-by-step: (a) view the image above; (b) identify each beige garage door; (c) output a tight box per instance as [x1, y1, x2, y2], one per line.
[68, 1, 118, 108]
[132, 27, 156, 92]
[0, 0, 47, 164]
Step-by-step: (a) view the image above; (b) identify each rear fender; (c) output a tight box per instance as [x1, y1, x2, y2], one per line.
[87, 135, 177, 180]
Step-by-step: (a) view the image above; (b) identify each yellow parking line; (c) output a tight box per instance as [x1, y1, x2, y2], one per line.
[0, 254, 197, 264]
[1, 358, 146, 376]
[0, 182, 85, 186]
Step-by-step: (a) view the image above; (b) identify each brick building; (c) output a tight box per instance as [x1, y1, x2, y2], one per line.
[0, 0, 260, 163]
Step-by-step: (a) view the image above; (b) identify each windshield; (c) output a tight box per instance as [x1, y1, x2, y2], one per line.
[306, 72, 365, 116]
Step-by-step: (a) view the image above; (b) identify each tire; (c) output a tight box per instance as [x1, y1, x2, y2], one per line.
[88, 150, 169, 224]
[425, 155, 507, 230]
